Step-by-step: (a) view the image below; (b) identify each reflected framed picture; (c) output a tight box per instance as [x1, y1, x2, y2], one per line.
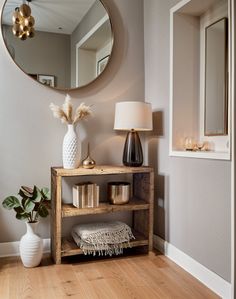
[97, 55, 110, 75]
[38, 74, 55, 87]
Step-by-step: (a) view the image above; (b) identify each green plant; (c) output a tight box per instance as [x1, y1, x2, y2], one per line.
[2, 186, 51, 223]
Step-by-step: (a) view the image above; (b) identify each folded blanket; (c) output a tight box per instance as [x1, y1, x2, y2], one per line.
[71, 221, 135, 256]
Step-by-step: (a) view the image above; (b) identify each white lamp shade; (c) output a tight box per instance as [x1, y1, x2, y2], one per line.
[114, 101, 153, 131]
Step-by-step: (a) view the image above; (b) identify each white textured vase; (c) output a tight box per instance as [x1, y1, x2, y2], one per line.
[63, 124, 81, 169]
[19, 222, 43, 268]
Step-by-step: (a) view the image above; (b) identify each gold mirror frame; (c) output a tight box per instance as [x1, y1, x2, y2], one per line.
[1, 0, 114, 91]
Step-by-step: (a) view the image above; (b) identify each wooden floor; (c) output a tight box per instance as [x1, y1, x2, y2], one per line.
[0, 251, 219, 299]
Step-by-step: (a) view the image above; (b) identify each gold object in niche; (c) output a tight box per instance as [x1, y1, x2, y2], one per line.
[183, 137, 210, 152]
[82, 143, 96, 169]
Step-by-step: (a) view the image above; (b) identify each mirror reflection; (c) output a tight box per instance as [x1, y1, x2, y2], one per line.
[204, 18, 228, 136]
[2, 0, 113, 90]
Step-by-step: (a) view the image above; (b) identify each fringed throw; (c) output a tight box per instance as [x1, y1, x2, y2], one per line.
[71, 221, 135, 256]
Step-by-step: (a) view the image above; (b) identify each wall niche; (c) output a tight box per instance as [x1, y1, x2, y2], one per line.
[169, 0, 231, 160]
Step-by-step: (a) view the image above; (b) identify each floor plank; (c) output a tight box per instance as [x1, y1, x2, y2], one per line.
[0, 252, 220, 299]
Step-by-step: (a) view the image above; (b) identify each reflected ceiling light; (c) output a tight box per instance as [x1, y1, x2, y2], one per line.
[12, 0, 35, 40]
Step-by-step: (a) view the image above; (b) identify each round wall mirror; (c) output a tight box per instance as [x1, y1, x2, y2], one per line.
[1, 0, 114, 90]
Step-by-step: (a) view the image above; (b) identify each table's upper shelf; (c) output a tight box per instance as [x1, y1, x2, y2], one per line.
[51, 165, 153, 177]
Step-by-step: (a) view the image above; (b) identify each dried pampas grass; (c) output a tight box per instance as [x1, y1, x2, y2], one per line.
[49, 103, 68, 124]
[73, 102, 92, 125]
[49, 94, 92, 125]
[63, 94, 73, 123]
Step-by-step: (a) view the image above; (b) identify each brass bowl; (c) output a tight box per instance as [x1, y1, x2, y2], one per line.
[107, 182, 130, 205]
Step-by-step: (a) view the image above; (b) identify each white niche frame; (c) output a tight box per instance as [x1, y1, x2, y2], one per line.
[169, 0, 232, 160]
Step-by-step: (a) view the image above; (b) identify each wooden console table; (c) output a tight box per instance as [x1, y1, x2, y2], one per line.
[51, 165, 154, 264]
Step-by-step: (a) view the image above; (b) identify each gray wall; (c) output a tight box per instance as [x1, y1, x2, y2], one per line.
[3, 26, 71, 88]
[0, 0, 144, 242]
[144, 0, 231, 282]
[1, 0, 231, 284]
[71, 0, 107, 87]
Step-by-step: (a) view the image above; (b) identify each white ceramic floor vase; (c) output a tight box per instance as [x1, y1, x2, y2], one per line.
[63, 124, 81, 169]
[19, 222, 43, 268]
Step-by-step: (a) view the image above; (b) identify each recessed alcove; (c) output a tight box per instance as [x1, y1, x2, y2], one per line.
[169, 0, 231, 160]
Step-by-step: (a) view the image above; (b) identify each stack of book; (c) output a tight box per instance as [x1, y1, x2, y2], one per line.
[73, 182, 99, 208]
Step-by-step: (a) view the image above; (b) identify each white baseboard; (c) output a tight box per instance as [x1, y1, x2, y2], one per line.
[0, 239, 50, 258]
[153, 234, 231, 299]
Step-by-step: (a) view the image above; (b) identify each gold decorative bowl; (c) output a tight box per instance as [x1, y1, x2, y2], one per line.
[107, 182, 130, 205]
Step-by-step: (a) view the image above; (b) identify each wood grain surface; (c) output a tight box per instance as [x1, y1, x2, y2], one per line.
[51, 165, 153, 177]
[0, 252, 219, 299]
[62, 199, 149, 217]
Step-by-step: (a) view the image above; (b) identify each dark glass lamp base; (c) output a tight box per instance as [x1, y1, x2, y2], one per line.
[123, 130, 143, 167]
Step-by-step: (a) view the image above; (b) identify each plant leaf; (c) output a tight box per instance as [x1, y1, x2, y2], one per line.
[21, 197, 28, 207]
[38, 205, 49, 218]
[14, 206, 25, 214]
[2, 196, 20, 210]
[32, 186, 42, 202]
[19, 189, 27, 198]
[16, 213, 28, 220]
[19, 186, 33, 198]
[41, 187, 50, 200]
[33, 202, 40, 211]
[23, 198, 35, 213]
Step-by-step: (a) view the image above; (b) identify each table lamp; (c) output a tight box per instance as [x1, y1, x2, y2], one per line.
[114, 101, 153, 167]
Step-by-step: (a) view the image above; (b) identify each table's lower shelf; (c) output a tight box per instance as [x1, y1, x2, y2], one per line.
[62, 199, 149, 217]
[61, 230, 149, 257]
